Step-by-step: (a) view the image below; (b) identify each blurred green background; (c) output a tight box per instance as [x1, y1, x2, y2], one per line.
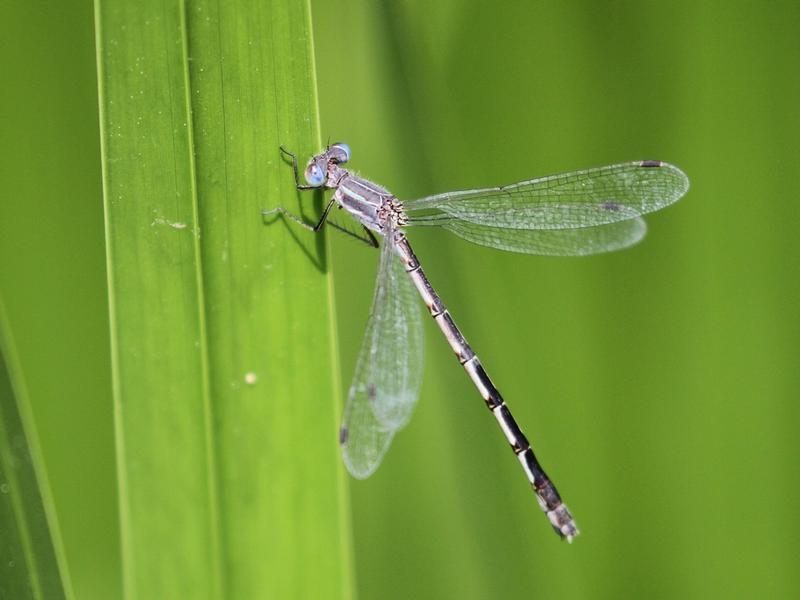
[2, 1, 799, 599]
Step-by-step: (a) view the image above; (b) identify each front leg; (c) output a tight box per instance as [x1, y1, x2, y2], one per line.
[280, 145, 317, 190]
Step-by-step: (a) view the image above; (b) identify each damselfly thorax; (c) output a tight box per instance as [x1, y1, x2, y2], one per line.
[326, 166, 409, 233]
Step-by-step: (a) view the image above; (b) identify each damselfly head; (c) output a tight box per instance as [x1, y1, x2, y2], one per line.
[328, 142, 351, 164]
[304, 142, 351, 187]
[304, 159, 327, 187]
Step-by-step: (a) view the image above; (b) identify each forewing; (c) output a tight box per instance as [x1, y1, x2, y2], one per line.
[406, 161, 689, 230]
[341, 239, 424, 479]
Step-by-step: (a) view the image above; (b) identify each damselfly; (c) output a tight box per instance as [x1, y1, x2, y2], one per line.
[265, 143, 689, 542]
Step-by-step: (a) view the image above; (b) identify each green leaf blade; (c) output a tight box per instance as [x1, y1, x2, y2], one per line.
[0, 299, 71, 600]
[96, 0, 352, 597]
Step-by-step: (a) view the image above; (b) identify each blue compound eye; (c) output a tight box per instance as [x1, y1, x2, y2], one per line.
[330, 142, 351, 164]
[304, 163, 325, 186]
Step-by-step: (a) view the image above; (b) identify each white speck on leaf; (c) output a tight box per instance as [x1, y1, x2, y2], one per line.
[151, 217, 188, 230]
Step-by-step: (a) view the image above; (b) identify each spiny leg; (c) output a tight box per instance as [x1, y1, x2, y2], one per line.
[327, 222, 380, 248]
[362, 226, 379, 248]
[279, 145, 317, 190]
[261, 205, 379, 248]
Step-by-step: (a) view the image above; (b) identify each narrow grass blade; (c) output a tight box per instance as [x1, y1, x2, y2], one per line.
[95, 1, 352, 597]
[0, 298, 72, 600]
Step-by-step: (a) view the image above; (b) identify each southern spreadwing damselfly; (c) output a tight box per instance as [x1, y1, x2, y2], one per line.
[264, 142, 689, 542]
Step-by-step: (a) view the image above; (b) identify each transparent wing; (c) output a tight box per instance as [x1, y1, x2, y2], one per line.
[425, 209, 648, 256]
[406, 161, 689, 231]
[341, 238, 424, 479]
